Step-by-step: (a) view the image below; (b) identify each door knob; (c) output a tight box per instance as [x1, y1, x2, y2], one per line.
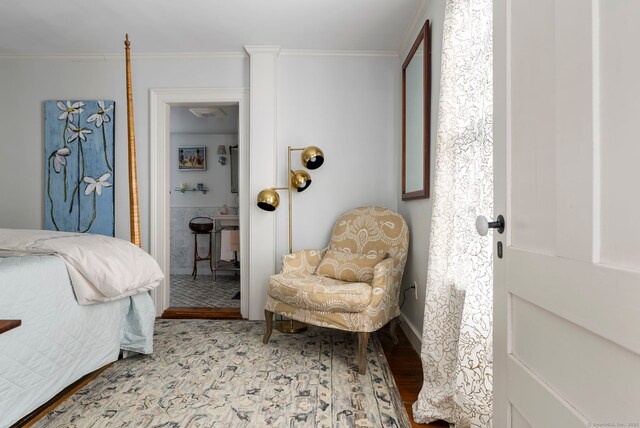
[476, 215, 505, 236]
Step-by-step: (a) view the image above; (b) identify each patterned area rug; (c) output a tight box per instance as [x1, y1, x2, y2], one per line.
[170, 274, 240, 308]
[35, 320, 409, 427]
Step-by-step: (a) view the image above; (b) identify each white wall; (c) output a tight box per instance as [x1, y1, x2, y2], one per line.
[0, 54, 248, 248]
[276, 53, 400, 261]
[169, 129, 238, 276]
[169, 134, 238, 208]
[0, 50, 401, 320]
[600, 2, 640, 270]
[396, 0, 446, 347]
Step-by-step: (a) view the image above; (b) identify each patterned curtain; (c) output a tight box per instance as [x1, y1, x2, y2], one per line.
[412, 0, 493, 426]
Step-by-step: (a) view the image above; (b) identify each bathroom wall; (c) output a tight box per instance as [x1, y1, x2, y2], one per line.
[169, 106, 239, 275]
[170, 207, 237, 275]
[169, 133, 238, 208]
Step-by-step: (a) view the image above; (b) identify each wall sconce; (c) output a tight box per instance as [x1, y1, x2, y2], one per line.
[217, 145, 228, 165]
[256, 145, 325, 253]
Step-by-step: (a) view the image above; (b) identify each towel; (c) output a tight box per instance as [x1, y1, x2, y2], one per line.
[220, 229, 239, 261]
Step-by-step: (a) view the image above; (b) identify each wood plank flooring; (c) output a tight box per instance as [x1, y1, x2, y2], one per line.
[376, 326, 449, 427]
[162, 307, 242, 319]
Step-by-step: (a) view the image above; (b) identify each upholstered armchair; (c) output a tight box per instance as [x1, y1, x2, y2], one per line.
[263, 206, 409, 374]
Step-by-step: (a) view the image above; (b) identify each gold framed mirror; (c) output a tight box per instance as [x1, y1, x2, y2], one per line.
[402, 20, 430, 200]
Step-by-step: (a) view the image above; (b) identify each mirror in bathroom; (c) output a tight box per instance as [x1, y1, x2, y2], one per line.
[229, 145, 239, 194]
[402, 20, 430, 200]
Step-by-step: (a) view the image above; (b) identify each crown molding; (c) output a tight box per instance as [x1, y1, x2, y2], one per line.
[0, 52, 248, 61]
[0, 48, 400, 61]
[280, 49, 398, 59]
[398, 0, 430, 60]
[243, 45, 282, 55]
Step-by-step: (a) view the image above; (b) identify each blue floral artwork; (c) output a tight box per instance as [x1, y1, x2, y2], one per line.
[44, 100, 115, 236]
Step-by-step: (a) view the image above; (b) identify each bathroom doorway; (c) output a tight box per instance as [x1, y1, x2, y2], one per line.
[148, 88, 249, 319]
[166, 103, 241, 316]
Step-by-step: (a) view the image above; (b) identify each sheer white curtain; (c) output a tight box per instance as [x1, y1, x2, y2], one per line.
[412, 0, 493, 426]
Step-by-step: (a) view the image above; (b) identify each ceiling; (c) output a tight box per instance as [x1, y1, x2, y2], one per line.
[0, 0, 423, 55]
[170, 105, 239, 134]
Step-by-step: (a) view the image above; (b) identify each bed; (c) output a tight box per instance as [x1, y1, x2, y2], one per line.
[0, 230, 162, 427]
[0, 36, 152, 427]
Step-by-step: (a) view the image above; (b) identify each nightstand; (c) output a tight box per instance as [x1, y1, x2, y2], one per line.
[0, 320, 21, 334]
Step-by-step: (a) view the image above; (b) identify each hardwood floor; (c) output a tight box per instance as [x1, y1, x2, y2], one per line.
[161, 306, 242, 319]
[376, 325, 449, 427]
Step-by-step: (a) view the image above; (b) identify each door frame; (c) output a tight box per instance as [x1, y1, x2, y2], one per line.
[493, 0, 508, 424]
[149, 88, 250, 318]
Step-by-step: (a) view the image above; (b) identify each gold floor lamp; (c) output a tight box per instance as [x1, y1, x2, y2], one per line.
[257, 145, 325, 333]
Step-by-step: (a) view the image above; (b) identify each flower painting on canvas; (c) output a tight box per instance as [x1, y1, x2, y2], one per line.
[44, 100, 115, 236]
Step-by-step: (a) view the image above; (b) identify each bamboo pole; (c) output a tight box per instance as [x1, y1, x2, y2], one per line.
[124, 34, 141, 247]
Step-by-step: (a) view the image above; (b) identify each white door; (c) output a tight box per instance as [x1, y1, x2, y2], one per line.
[493, 0, 640, 426]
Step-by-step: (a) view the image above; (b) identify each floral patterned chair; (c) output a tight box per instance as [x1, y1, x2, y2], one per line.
[263, 206, 409, 374]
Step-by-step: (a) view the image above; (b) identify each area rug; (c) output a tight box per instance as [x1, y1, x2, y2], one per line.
[35, 320, 410, 427]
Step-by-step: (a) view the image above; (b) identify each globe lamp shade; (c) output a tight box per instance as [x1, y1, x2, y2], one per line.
[291, 170, 312, 192]
[300, 146, 324, 170]
[257, 188, 280, 211]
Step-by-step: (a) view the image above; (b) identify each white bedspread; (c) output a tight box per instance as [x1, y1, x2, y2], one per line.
[0, 255, 156, 427]
[0, 229, 163, 305]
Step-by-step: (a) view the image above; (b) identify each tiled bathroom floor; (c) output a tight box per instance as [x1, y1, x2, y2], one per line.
[170, 274, 240, 308]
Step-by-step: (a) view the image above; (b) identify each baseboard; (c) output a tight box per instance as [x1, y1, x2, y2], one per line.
[398, 313, 422, 354]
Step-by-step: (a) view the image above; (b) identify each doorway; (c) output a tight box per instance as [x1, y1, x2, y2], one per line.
[167, 104, 240, 314]
[149, 88, 249, 319]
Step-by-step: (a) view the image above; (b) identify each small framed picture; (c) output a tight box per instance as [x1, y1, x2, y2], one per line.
[178, 147, 206, 171]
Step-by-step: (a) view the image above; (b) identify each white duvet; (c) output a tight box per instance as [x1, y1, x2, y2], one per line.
[0, 229, 163, 304]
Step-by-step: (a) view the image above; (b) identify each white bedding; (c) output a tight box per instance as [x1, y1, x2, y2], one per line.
[0, 255, 157, 427]
[0, 229, 163, 304]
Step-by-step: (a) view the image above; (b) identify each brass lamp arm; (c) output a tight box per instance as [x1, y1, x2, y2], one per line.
[256, 145, 325, 253]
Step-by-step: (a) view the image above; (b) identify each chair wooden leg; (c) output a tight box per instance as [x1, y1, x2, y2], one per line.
[357, 332, 369, 375]
[263, 310, 274, 344]
[389, 317, 400, 345]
